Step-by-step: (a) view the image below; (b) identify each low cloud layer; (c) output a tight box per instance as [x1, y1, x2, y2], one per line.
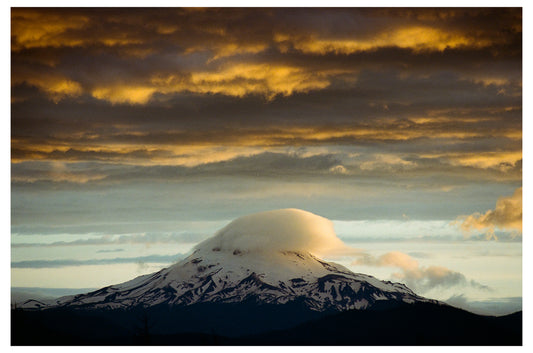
[455, 187, 522, 240]
[353, 251, 490, 293]
[11, 150, 521, 187]
[12, 232, 209, 248]
[446, 294, 522, 316]
[11, 253, 185, 268]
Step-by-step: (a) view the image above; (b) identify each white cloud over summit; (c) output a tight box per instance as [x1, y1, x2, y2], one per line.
[195, 208, 349, 256]
[193, 209, 493, 295]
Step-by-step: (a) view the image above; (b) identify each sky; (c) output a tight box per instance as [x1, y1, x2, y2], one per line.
[10, 7, 522, 315]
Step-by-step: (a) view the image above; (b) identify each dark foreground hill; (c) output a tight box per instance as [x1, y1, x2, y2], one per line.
[241, 301, 522, 345]
[11, 301, 521, 345]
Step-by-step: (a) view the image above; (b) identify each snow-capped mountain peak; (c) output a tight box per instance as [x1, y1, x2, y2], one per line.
[24, 209, 437, 311]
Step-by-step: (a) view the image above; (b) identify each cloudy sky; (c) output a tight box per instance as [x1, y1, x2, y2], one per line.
[10, 7, 522, 315]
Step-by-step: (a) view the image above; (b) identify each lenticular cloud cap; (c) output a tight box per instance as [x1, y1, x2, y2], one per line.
[195, 208, 347, 255]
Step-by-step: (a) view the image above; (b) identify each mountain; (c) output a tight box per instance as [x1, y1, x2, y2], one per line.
[12, 209, 521, 345]
[24, 209, 436, 312]
[41, 249, 435, 311]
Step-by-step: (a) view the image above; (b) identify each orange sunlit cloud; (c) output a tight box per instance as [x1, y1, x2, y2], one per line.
[11, 9, 89, 51]
[277, 26, 494, 55]
[88, 63, 340, 104]
[11, 9, 142, 51]
[421, 151, 522, 171]
[455, 187, 522, 240]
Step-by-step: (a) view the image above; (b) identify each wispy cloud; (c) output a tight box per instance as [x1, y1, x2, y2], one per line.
[11, 253, 185, 268]
[353, 251, 491, 293]
[96, 248, 124, 253]
[12, 232, 209, 248]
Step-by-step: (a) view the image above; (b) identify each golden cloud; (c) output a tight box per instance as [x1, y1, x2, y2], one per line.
[455, 187, 522, 240]
[91, 86, 156, 105]
[11, 9, 89, 51]
[186, 63, 333, 98]
[11, 142, 268, 168]
[276, 26, 493, 55]
[12, 9, 143, 51]
[12, 74, 83, 102]
[89, 63, 338, 103]
[421, 151, 522, 171]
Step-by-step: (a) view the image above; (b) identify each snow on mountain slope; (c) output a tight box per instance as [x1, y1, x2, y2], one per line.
[23, 209, 438, 311]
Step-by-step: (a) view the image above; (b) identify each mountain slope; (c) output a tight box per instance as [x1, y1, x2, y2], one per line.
[41, 249, 435, 311]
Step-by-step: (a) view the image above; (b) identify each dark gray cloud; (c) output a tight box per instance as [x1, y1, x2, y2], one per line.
[11, 71, 521, 147]
[11, 7, 522, 238]
[11, 150, 521, 188]
[11, 8, 521, 57]
[11, 8, 521, 163]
